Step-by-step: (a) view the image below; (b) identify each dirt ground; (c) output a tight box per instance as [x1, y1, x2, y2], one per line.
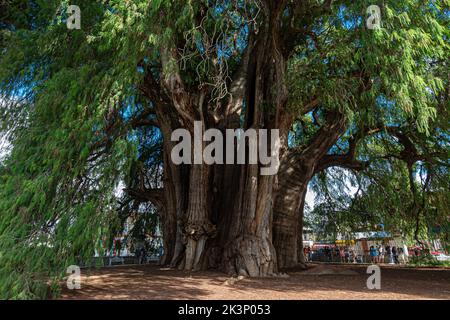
[60, 263, 450, 300]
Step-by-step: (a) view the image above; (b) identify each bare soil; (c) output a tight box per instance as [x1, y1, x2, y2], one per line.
[60, 263, 450, 300]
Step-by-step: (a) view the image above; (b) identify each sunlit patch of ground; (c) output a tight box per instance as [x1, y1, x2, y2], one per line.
[60, 263, 450, 300]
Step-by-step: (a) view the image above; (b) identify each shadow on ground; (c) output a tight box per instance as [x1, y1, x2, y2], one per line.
[60, 263, 450, 300]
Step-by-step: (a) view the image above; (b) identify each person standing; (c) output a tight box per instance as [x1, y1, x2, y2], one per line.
[140, 246, 146, 264]
[324, 246, 331, 262]
[350, 250, 357, 263]
[398, 248, 407, 264]
[370, 246, 376, 263]
[378, 245, 384, 264]
[134, 240, 146, 264]
[134, 245, 142, 264]
[307, 247, 312, 262]
[403, 243, 409, 261]
[345, 247, 350, 263]
[386, 245, 393, 264]
[392, 246, 399, 264]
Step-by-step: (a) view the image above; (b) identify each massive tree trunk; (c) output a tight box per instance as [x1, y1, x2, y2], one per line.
[132, 0, 380, 276]
[183, 163, 215, 271]
[273, 112, 347, 269]
[218, 2, 291, 276]
[154, 103, 188, 267]
[273, 164, 310, 269]
[174, 1, 292, 276]
[141, 0, 339, 276]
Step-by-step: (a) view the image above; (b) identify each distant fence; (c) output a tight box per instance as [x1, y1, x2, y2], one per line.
[78, 255, 161, 268]
[308, 251, 370, 264]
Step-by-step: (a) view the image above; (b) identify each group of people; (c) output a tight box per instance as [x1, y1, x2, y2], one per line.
[304, 244, 411, 264]
[369, 244, 409, 264]
[339, 247, 360, 263]
[303, 246, 362, 263]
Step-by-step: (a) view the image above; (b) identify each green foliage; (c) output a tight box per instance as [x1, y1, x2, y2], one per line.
[302, 0, 449, 244]
[0, 0, 448, 299]
[0, 0, 147, 298]
[287, 0, 448, 134]
[408, 254, 450, 268]
[307, 128, 449, 245]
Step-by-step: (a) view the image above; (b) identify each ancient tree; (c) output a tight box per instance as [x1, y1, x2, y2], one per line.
[0, 0, 448, 298]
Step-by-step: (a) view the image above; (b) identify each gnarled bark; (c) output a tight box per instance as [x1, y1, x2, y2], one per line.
[140, 0, 340, 276]
[273, 112, 347, 269]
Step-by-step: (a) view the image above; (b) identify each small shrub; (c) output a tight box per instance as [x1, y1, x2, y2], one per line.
[408, 254, 450, 267]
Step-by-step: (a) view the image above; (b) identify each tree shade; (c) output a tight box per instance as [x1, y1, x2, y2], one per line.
[0, 0, 448, 298]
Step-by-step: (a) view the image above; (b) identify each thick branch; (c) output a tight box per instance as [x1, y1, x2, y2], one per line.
[160, 46, 195, 125]
[124, 188, 165, 209]
[215, 33, 256, 128]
